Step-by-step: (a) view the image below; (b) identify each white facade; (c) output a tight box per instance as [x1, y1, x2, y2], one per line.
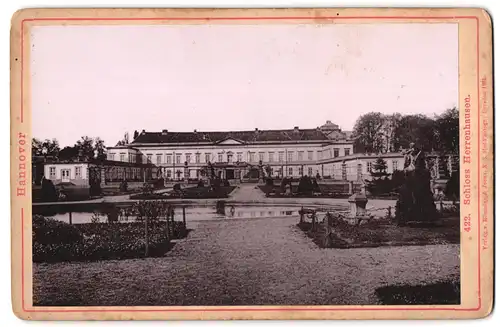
[107, 140, 355, 179]
[44, 162, 90, 185]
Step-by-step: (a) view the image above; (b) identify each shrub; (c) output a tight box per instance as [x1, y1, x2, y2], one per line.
[297, 175, 314, 195]
[32, 215, 83, 245]
[142, 182, 154, 195]
[197, 180, 205, 187]
[173, 183, 182, 192]
[41, 178, 58, 202]
[223, 179, 230, 187]
[119, 180, 128, 192]
[265, 177, 274, 186]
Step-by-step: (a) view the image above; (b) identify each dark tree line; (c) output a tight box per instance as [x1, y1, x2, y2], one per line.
[352, 108, 459, 154]
[32, 136, 107, 161]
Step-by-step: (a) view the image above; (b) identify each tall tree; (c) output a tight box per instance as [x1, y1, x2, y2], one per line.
[32, 138, 60, 157]
[434, 107, 459, 154]
[57, 136, 107, 161]
[94, 137, 107, 161]
[380, 113, 402, 152]
[76, 136, 95, 160]
[393, 114, 436, 152]
[365, 157, 391, 195]
[32, 138, 43, 156]
[352, 112, 386, 153]
[58, 146, 79, 161]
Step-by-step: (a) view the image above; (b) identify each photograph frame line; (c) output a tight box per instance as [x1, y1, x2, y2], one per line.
[17, 14, 481, 313]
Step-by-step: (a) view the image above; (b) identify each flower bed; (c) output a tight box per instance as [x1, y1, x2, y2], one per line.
[32, 215, 187, 263]
[297, 215, 460, 248]
[257, 185, 350, 198]
[130, 186, 236, 200]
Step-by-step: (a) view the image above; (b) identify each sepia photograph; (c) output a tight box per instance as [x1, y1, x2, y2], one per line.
[28, 21, 463, 308]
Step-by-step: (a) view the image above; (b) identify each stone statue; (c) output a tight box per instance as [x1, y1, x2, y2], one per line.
[396, 142, 437, 225]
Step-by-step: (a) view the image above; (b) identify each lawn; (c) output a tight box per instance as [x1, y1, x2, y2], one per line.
[298, 216, 460, 248]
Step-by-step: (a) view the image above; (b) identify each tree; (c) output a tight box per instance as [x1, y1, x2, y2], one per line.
[380, 113, 402, 152]
[434, 108, 459, 154]
[32, 138, 43, 156]
[393, 114, 436, 152]
[57, 136, 106, 162]
[76, 136, 95, 160]
[94, 137, 107, 161]
[32, 138, 60, 157]
[365, 157, 391, 195]
[58, 146, 79, 161]
[352, 112, 386, 153]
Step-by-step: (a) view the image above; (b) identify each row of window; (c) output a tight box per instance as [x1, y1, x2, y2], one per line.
[48, 166, 83, 179]
[318, 148, 351, 160]
[365, 160, 399, 173]
[155, 166, 319, 178]
[109, 148, 352, 165]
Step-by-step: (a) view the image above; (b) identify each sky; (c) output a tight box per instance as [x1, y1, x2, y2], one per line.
[30, 23, 458, 147]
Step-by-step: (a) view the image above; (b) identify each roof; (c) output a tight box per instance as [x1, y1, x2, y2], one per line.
[131, 128, 334, 145]
[44, 159, 156, 168]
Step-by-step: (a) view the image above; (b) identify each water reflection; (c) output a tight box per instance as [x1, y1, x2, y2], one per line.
[40, 204, 327, 225]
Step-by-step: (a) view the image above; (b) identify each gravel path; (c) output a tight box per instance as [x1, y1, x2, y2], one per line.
[33, 216, 459, 306]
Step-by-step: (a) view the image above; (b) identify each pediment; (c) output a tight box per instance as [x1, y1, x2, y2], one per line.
[217, 138, 244, 145]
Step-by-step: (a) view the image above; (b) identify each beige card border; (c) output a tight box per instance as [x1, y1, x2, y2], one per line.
[10, 7, 494, 320]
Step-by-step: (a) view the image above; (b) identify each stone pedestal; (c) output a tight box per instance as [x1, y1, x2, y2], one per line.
[348, 181, 354, 195]
[345, 192, 369, 225]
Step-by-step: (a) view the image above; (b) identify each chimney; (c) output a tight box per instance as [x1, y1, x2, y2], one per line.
[161, 129, 168, 135]
[194, 129, 197, 133]
[294, 126, 299, 133]
[254, 128, 259, 133]
[142, 129, 146, 134]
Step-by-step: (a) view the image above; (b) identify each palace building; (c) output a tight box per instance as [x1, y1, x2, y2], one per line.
[105, 121, 459, 185]
[106, 121, 355, 181]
